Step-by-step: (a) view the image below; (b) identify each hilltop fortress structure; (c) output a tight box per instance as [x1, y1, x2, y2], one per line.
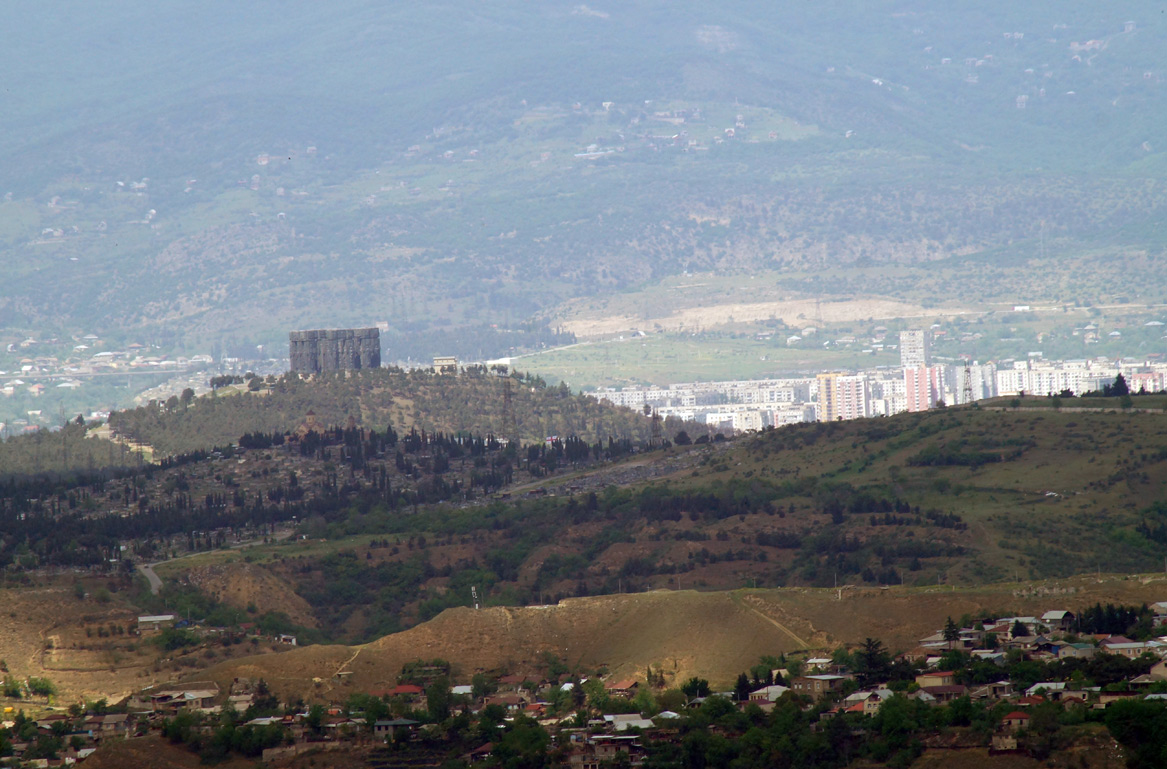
[289, 328, 381, 374]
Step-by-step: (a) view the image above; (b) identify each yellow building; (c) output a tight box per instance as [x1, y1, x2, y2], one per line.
[816, 373, 839, 423]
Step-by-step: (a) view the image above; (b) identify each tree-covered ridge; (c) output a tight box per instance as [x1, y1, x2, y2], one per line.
[108, 368, 674, 456]
[0, 399, 679, 580]
[0, 420, 143, 481]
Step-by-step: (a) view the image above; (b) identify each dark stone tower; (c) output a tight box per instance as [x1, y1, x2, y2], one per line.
[289, 328, 381, 374]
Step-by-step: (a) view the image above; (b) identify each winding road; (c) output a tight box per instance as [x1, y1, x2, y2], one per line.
[135, 529, 295, 596]
[138, 562, 164, 596]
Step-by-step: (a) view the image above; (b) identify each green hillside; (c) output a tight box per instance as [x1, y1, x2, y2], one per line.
[130, 400, 1167, 640]
[5, 382, 1167, 643]
[105, 367, 676, 456]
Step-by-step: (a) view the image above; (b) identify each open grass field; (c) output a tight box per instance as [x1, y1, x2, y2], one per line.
[513, 334, 899, 388]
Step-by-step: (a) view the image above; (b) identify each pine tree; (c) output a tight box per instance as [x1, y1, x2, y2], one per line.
[943, 616, 960, 643]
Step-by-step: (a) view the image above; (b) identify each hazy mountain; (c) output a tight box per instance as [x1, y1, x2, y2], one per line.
[1, 2, 1164, 355]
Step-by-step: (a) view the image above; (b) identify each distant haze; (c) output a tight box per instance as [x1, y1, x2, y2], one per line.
[0, 2, 1163, 364]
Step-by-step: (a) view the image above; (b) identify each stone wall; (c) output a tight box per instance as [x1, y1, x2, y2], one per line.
[289, 328, 381, 374]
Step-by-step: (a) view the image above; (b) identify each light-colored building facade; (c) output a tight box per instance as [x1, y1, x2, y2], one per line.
[900, 329, 930, 369]
[904, 366, 939, 412]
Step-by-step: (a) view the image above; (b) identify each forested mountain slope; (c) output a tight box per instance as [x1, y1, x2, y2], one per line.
[0, 2, 1163, 357]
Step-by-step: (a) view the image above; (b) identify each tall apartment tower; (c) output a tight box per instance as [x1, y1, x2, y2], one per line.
[816, 372, 870, 422]
[900, 329, 930, 369]
[904, 366, 940, 412]
[289, 328, 381, 374]
[816, 373, 839, 422]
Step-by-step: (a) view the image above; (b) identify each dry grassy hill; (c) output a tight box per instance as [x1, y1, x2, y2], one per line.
[194, 573, 1167, 702]
[0, 584, 157, 706]
[186, 563, 319, 629]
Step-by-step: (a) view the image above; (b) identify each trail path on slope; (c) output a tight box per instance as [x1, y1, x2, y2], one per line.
[323, 646, 367, 696]
[734, 593, 812, 649]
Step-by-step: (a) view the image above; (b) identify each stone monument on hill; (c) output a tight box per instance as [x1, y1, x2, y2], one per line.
[289, 328, 381, 374]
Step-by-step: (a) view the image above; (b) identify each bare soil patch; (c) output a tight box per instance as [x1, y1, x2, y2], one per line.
[187, 562, 319, 628]
[560, 297, 967, 338]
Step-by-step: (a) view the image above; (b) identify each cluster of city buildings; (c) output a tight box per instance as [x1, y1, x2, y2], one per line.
[0, 339, 220, 434]
[594, 330, 1167, 432]
[1, 341, 214, 399]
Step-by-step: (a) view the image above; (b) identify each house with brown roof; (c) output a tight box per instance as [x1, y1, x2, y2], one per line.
[484, 693, 525, 713]
[497, 673, 527, 689]
[90, 713, 131, 738]
[605, 679, 639, 698]
[1001, 711, 1030, 732]
[464, 742, 494, 763]
[133, 685, 220, 714]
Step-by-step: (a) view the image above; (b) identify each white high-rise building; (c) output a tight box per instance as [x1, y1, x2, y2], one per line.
[900, 329, 930, 369]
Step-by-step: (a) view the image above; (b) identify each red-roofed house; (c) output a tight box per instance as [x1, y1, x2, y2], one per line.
[1001, 711, 1030, 732]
